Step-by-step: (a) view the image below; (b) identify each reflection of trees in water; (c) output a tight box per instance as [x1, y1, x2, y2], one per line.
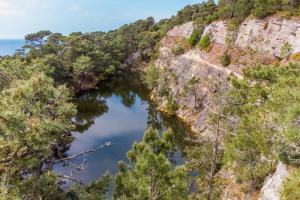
[147, 103, 163, 130]
[97, 73, 149, 106]
[146, 102, 192, 158]
[74, 92, 109, 133]
[73, 72, 149, 133]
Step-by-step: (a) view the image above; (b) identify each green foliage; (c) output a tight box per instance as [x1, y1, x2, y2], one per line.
[72, 55, 96, 91]
[155, 68, 171, 97]
[172, 45, 185, 56]
[281, 168, 300, 200]
[24, 30, 52, 57]
[68, 173, 111, 200]
[252, 0, 270, 18]
[198, 34, 211, 50]
[188, 29, 202, 47]
[18, 172, 64, 200]
[21, 17, 159, 92]
[184, 76, 201, 109]
[144, 64, 160, 90]
[218, 0, 253, 21]
[186, 142, 224, 200]
[220, 51, 231, 67]
[193, 1, 217, 23]
[226, 18, 240, 47]
[280, 41, 293, 58]
[252, 0, 300, 19]
[223, 63, 300, 187]
[0, 73, 76, 198]
[166, 95, 177, 115]
[114, 128, 189, 200]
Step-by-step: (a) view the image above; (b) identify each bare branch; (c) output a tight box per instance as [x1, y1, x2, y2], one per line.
[54, 141, 112, 164]
[57, 175, 84, 185]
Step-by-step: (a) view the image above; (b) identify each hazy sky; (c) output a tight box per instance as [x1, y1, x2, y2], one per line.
[0, 0, 203, 39]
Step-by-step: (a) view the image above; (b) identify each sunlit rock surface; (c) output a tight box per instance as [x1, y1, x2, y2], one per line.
[167, 21, 194, 39]
[203, 20, 228, 46]
[259, 162, 289, 200]
[236, 17, 300, 58]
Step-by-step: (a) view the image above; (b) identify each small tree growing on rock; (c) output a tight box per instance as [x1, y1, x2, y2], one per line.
[184, 76, 207, 110]
[188, 29, 202, 47]
[280, 42, 293, 58]
[221, 50, 231, 67]
[198, 34, 211, 51]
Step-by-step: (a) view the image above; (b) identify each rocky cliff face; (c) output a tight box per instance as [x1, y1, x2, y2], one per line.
[154, 15, 300, 134]
[150, 16, 300, 200]
[202, 16, 300, 59]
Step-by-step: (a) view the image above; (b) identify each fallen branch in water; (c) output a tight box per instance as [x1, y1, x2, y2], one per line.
[54, 141, 112, 164]
[57, 175, 84, 185]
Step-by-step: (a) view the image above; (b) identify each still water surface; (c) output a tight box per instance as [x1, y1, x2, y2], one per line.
[54, 74, 190, 185]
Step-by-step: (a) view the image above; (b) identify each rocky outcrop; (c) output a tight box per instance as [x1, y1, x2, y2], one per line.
[167, 22, 194, 39]
[124, 48, 151, 71]
[236, 17, 300, 58]
[201, 17, 300, 59]
[259, 162, 289, 200]
[202, 20, 228, 46]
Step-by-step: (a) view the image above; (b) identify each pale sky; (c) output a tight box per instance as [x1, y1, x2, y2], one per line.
[0, 0, 203, 39]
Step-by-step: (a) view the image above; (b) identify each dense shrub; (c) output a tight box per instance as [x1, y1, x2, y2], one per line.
[221, 51, 231, 67]
[198, 34, 211, 50]
[188, 29, 202, 47]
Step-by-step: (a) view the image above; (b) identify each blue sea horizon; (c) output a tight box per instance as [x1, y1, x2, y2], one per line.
[0, 39, 25, 56]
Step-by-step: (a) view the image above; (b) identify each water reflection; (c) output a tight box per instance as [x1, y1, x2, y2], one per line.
[54, 73, 191, 184]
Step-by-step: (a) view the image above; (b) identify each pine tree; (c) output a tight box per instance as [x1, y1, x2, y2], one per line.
[0, 73, 76, 198]
[114, 128, 189, 200]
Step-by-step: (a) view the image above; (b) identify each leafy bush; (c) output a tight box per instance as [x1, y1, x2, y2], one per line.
[281, 168, 300, 200]
[188, 29, 202, 47]
[198, 34, 211, 50]
[221, 51, 231, 67]
[172, 45, 185, 56]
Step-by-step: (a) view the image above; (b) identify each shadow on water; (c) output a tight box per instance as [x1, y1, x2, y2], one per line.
[54, 73, 192, 186]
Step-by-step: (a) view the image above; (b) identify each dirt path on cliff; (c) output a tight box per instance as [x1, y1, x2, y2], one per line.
[182, 51, 244, 80]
